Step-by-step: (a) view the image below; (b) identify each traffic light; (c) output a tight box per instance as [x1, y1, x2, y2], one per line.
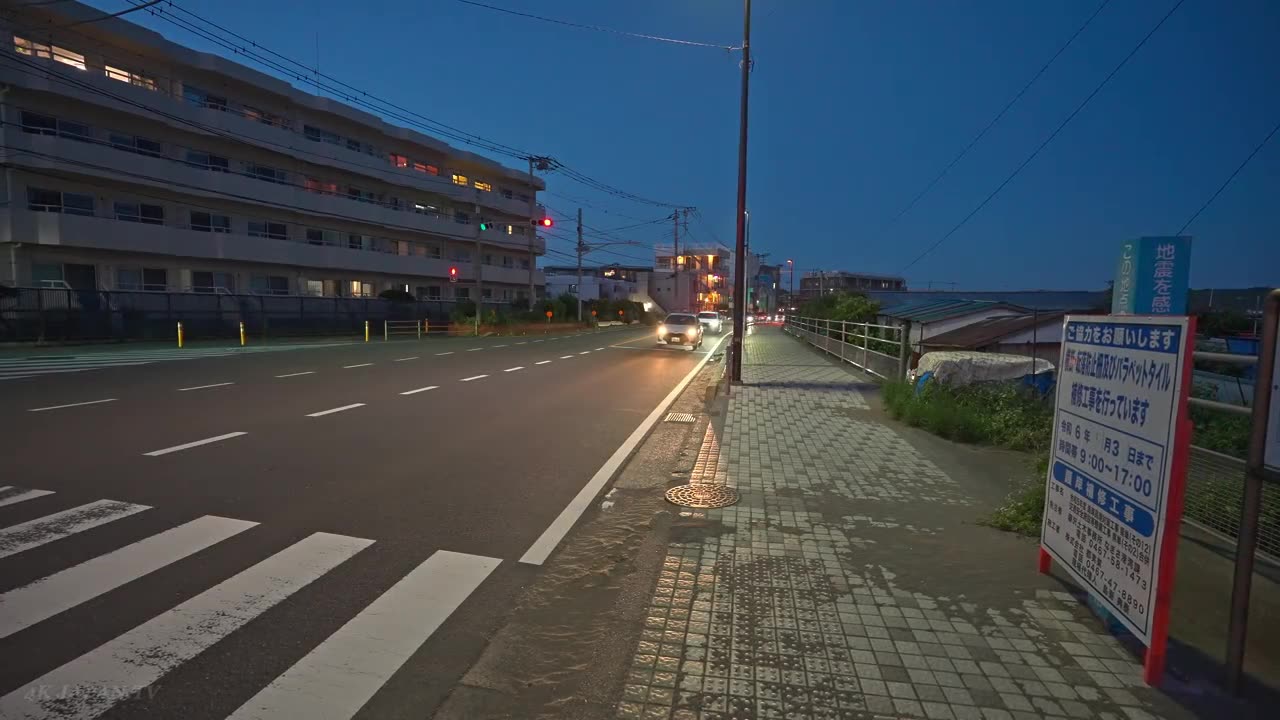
[478, 221, 489, 231]
[448, 266, 459, 284]
[532, 217, 552, 227]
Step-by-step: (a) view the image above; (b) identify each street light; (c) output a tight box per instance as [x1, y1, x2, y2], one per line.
[786, 259, 794, 309]
[730, 0, 752, 382]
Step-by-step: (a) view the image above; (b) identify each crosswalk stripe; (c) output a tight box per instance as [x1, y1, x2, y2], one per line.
[0, 532, 373, 720]
[0, 486, 55, 508]
[0, 515, 258, 640]
[226, 550, 499, 720]
[0, 500, 150, 560]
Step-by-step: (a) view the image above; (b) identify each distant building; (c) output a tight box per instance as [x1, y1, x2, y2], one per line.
[919, 312, 1070, 363]
[653, 244, 729, 313]
[543, 265, 657, 311]
[876, 298, 1025, 358]
[869, 290, 1108, 312]
[800, 271, 906, 300]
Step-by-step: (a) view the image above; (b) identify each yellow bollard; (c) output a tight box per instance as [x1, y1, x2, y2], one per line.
[177, 321, 184, 349]
[364, 320, 370, 343]
[239, 321, 246, 347]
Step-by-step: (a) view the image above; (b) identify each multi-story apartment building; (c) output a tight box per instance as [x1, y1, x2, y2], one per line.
[799, 271, 906, 300]
[652, 243, 730, 313]
[0, 1, 544, 303]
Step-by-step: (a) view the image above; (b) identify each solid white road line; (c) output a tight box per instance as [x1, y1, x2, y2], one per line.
[560, 355, 574, 360]
[306, 403, 365, 417]
[535, 360, 552, 365]
[0, 515, 258, 640]
[400, 386, 439, 395]
[177, 382, 234, 392]
[0, 486, 55, 508]
[226, 550, 499, 720]
[0, 500, 150, 560]
[504, 366, 524, 372]
[520, 333, 731, 565]
[275, 371, 316, 378]
[0, 532, 372, 720]
[394, 356, 419, 362]
[435, 351, 454, 356]
[460, 374, 488, 382]
[143, 432, 248, 457]
[27, 398, 118, 412]
[342, 363, 374, 369]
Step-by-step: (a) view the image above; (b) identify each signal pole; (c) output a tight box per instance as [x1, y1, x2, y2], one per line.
[528, 156, 537, 308]
[672, 209, 680, 311]
[730, 0, 752, 381]
[576, 208, 585, 322]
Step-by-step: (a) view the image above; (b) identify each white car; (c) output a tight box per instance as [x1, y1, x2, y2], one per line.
[697, 311, 723, 334]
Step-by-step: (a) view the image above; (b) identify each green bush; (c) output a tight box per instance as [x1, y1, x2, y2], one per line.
[1189, 383, 1250, 459]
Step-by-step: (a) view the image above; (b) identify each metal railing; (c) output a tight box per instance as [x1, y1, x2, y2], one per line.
[383, 320, 426, 341]
[783, 315, 907, 380]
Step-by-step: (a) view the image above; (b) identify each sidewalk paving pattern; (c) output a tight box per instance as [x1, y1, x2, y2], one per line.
[618, 328, 1189, 720]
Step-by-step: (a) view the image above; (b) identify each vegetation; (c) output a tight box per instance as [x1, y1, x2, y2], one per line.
[883, 380, 1054, 536]
[797, 292, 879, 323]
[377, 288, 415, 302]
[1190, 383, 1250, 459]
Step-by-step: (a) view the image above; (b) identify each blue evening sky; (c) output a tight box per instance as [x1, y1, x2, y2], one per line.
[88, 0, 1279, 290]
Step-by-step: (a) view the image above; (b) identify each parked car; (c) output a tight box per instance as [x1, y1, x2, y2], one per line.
[657, 313, 704, 350]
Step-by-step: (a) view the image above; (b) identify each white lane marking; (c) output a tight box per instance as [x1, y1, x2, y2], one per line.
[466, 348, 483, 352]
[177, 382, 234, 392]
[0, 532, 372, 720]
[0, 487, 55, 508]
[504, 366, 525, 372]
[226, 550, 499, 720]
[595, 347, 605, 351]
[515, 341, 527, 345]
[579, 351, 591, 355]
[521, 333, 731, 565]
[494, 344, 508, 348]
[400, 386, 439, 395]
[306, 403, 365, 417]
[535, 360, 552, 365]
[27, 398, 118, 412]
[0, 515, 258, 640]
[394, 356, 419, 362]
[435, 351, 454, 356]
[276, 371, 315, 378]
[460, 374, 488, 382]
[144, 432, 248, 457]
[560, 355, 574, 359]
[532, 340, 543, 343]
[342, 363, 374, 369]
[0, 500, 150, 560]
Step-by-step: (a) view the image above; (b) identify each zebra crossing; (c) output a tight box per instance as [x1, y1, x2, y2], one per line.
[0, 343, 353, 381]
[0, 485, 501, 719]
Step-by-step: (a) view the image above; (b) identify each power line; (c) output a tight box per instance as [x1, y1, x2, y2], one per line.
[1176, 116, 1280, 235]
[64, 0, 162, 27]
[451, 0, 739, 51]
[899, 0, 1187, 273]
[880, 0, 1111, 231]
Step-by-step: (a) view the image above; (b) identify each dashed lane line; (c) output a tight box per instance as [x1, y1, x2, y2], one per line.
[400, 386, 439, 396]
[275, 371, 315, 378]
[535, 360, 552, 365]
[460, 375, 488, 382]
[394, 357, 419, 362]
[504, 367, 524, 372]
[177, 382, 234, 392]
[27, 398, 118, 412]
[144, 432, 248, 457]
[306, 404, 365, 418]
[342, 363, 374, 369]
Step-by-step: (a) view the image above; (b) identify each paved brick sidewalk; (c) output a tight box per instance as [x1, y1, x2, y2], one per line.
[615, 327, 1195, 720]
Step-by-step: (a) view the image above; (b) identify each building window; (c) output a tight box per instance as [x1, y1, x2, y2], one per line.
[248, 220, 287, 240]
[425, 286, 442, 300]
[190, 211, 231, 233]
[347, 186, 377, 203]
[52, 46, 85, 70]
[483, 253, 494, 266]
[426, 244, 442, 259]
[57, 120, 92, 142]
[27, 188, 94, 216]
[114, 201, 164, 225]
[502, 256, 514, 268]
[520, 258, 531, 270]
[243, 105, 287, 128]
[304, 124, 342, 145]
[304, 177, 338, 195]
[389, 153, 408, 168]
[247, 163, 288, 184]
[451, 174, 468, 187]
[251, 275, 290, 295]
[348, 234, 368, 251]
[192, 271, 235, 293]
[116, 267, 141, 290]
[413, 162, 439, 175]
[19, 111, 57, 135]
[454, 211, 470, 225]
[500, 188, 513, 200]
[14, 37, 52, 59]
[455, 287, 470, 300]
[349, 280, 372, 297]
[143, 268, 167, 290]
[183, 85, 227, 111]
[109, 133, 163, 157]
[104, 65, 157, 90]
[482, 288, 493, 300]
[186, 150, 230, 172]
[306, 228, 327, 246]
[474, 181, 492, 192]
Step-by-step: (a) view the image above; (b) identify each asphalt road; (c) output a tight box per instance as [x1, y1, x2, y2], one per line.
[0, 326, 726, 720]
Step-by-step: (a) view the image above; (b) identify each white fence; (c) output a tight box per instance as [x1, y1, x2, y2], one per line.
[783, 315, 906, 380]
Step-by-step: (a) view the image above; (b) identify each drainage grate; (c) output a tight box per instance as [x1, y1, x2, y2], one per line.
[664, 412, 698, 423]
[665, 484, 739, 509]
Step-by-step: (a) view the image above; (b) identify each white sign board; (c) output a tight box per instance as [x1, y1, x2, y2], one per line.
[1041, 315, 1191, 643]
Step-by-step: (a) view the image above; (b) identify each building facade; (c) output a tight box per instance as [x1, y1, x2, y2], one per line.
[652, 243, 730, 313]
[799, 271, 906, 300]
[543, 265, 657, 310]
[0, 2, 544, 303]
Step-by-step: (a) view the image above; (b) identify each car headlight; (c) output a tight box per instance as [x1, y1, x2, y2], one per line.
[686, 328, 698, 337]
[657, 325, 666, 336]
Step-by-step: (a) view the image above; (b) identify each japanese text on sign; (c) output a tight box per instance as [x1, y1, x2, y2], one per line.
[1041, 316, 1189, 643]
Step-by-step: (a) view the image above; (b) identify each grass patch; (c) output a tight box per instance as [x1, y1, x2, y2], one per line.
[883, 380, 1053, 536]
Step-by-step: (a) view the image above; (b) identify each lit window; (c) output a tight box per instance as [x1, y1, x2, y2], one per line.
[104, 65, 157, 90]
[51, 46, 84, 70]
[15, 37, 52, 59]
[412, 162, 439, 175]
[304, 178, 338, 195]
[474, 181, 492, 192]
[452, 174, 468, 186]
[389, 154, 408, 168]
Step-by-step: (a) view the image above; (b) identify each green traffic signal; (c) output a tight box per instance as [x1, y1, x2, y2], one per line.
[479, 222, 489, 231]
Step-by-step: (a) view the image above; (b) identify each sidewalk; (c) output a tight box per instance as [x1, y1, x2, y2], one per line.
[614, 327, 1228, 720]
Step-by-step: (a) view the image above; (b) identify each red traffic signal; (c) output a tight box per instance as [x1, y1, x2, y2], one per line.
[448, 266, 459, 283]
[532, 217, 553, 227]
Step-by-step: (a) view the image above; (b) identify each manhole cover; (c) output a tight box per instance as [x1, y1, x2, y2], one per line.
[664, 412, 698, 423]
[665, 484, 739, 509]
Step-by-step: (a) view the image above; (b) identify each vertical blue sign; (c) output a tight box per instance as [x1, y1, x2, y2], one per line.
[1112, 237, 1191, 315]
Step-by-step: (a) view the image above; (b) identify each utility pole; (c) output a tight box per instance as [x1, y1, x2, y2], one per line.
[672, 209, 680, 311]
[527, 156, 537, 309]
[730, 0, 752, 382]
[576, 207, 585, 322]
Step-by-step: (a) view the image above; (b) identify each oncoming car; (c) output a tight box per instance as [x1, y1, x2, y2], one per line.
[657, 313, 704, 349]
[697, 311, 723, 334]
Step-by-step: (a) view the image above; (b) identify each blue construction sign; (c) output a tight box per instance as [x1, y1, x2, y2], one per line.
[1112, 237, 1192, 315]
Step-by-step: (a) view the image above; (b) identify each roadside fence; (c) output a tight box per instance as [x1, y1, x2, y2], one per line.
[783, 315, 908, 380]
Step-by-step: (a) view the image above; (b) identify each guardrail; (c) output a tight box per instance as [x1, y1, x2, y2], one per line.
[383, 320, 425, 341]
[783, 315, 907, 380]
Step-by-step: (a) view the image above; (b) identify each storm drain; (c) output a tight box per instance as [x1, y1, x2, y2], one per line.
[664, 412, 698, 423]
[665, 484, 740, 509]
